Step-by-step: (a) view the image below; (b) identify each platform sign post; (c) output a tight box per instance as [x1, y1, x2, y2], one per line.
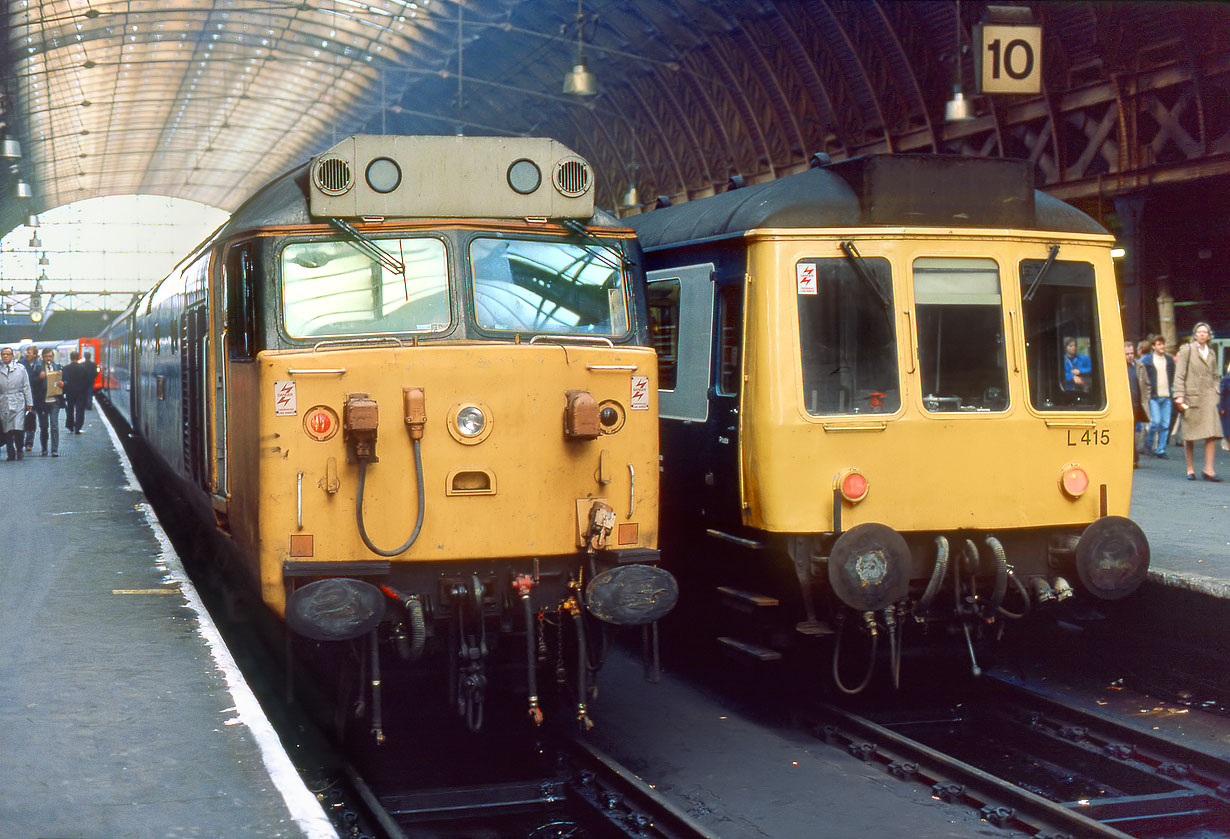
[974, 23, 1042, 95]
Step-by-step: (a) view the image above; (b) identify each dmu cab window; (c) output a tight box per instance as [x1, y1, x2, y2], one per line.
[469, 237, 629, 336]
[797, 256, 900, 416]
[281, 237, 449, 337]
[913, 257, 1009, 413]
[1019, 258, 1104, 411]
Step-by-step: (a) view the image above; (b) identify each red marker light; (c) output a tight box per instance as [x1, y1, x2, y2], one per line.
[309, 410, 333, 435]
[303, 405, 340, 441]
[837, 469, 869, 503]
[1060, 465, 1089, 499]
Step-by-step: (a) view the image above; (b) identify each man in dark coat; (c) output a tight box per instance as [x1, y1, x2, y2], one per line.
[61, 351, 93, 434]
[1126, 341, 1146, 467]
[17, 344, 39, 451]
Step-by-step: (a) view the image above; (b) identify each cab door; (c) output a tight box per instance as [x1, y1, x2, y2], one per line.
[706, 275, 744, 524]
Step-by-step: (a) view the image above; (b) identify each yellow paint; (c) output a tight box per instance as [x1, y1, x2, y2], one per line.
[244, 343, 658, 616]
[738, 228, 1130, 534]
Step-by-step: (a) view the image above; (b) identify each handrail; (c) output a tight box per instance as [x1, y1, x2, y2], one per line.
[528, 334, 614, 348]
[312, 336, 405, 352]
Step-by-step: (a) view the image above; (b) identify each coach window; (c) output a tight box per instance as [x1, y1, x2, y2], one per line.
[797, 256, 899, 416]
[282, 237, 449, 338]
[1019, 259, 1104, 411]
[470, 237, 629, 337]
[913, 257, 1009, 413]
[647, 280, 680, 390]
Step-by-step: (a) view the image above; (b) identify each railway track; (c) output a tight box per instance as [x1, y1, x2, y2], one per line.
[809, 675, 1230, 839]
[334, 733, 715, 839]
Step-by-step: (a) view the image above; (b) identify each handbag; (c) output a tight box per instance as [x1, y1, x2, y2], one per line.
[22, 408, 36, 433]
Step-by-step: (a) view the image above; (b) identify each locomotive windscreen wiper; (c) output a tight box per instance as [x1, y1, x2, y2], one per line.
[329, 217, 405, 276]
[1022, 244, 1060, 302]
[559, 219, 631, 270]
[840, 240, 891, 309]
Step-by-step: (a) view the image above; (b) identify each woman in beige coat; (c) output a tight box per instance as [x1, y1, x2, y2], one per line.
[1173, 322, 1224, 481]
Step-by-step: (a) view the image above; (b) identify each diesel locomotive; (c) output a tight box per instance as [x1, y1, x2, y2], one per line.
[99, 135, 676, 734]
[631, 154, 1150, 691]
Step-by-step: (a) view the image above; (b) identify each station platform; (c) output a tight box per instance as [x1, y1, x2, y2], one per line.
[0, 403, 336, 838]
[1130, 441, 1230, 595]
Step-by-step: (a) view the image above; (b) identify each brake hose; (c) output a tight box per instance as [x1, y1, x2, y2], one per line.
[356, 438, 425, 556]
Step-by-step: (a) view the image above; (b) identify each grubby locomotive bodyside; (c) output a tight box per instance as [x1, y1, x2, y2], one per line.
[100, 136, 676, 734]
[631, 155, 1148, 691]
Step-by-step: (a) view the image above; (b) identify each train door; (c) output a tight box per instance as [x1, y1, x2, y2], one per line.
[648, 263, 743, 531]
[707, 275, 744, 523]
[213, 240, 257, 501]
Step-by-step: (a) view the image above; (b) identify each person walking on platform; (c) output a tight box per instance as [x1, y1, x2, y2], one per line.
[36, 347, 64, 456]
[62, 351, 92, 434]
[80, 352, 97, 404]
[1173, 322, 1224, 482]
[17, 344, 39, 452]
[1, 346, 34, 461]
[1138, 334, 1176, 458]
[1126, 341, 1147, 467]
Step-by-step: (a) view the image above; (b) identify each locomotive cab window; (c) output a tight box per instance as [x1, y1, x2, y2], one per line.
[1019, 259, 1104, 411]
[281, 237, 450, 338]
[470, 237, 629, 337]
[913, 257, 1009, 413]
[797, 256, 900, 416]
[226, 243, 259, 360]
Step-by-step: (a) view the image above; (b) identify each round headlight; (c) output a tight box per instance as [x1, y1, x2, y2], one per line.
[365, 156, 401, 193]
[456, 406, 486, 437]
[507, 158, 542, 195]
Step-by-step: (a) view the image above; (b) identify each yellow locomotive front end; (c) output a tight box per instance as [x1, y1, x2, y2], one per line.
[208, 135, 673, 731]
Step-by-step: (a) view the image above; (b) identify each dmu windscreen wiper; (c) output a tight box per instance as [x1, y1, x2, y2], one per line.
[840, 240, 891, 309]
[1022, 244, 1061, 302]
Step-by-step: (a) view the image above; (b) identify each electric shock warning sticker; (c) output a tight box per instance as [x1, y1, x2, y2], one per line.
[630, 375, 650, 410]
[797, 262, 818, 295]
[274, 380, 298, 416]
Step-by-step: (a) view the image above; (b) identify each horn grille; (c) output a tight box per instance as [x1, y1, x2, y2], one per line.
[314, 156, 354, 195]
[553, 158, 591, 197]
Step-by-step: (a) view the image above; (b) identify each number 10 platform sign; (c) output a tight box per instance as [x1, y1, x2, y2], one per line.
[974, 23, 1042, 95]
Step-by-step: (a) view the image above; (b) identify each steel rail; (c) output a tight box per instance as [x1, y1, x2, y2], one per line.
[985, 676, 1230, 783]
[809, 700, 1139, 839]
[560, 735, 718, 839]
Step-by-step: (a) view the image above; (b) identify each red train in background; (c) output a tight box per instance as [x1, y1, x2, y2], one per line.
[79, 337, 105, 390]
